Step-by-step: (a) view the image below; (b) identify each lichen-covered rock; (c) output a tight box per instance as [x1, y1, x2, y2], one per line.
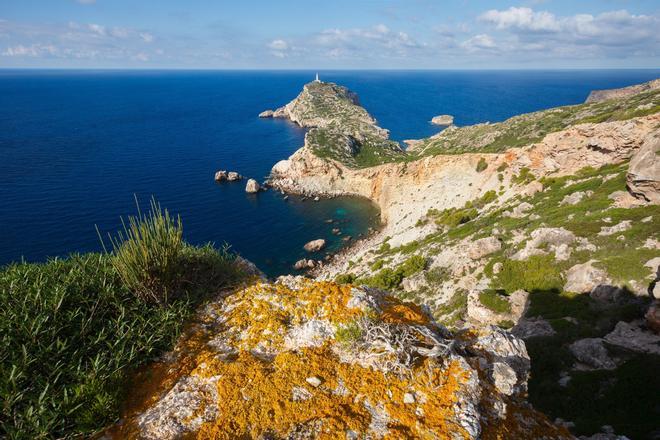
[603, 320, 660, 355]
[111, 279, 570, 439]
[214, 170, 227, 181]
[627, 131, 660, 203]
[468, 237, 502, 260]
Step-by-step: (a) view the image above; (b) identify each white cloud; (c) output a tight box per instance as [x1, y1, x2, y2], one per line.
[480, 7, 560, 32]
[267, 39, 288, 50]
[87, 23, 106, 36]
[139, 32, 154, 43]
[3, 44, 57, 57]
[461, 34, 497, 52]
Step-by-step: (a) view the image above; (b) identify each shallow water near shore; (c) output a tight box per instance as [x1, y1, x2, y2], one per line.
[1, 69, 659, 276]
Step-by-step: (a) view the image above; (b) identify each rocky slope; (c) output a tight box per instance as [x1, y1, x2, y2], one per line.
[267, 79, 660, 439]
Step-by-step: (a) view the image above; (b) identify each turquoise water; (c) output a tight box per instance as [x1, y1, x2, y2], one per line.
[1, 69, 658, 275]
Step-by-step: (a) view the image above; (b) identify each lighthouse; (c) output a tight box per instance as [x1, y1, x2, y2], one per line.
[314, 72, 320, 83]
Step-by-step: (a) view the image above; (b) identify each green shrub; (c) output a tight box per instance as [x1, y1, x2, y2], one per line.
[1, 203, 245, 438]
[101, 197, 184, 304]
[513, 167, 534, 185]
[378, 242, 391, 253]
[370, 259, 385, 271]
[335, 320, 363, 346]
[424, 266, 450, 284]
[497, 163, 508, 172]
[494, 255, 563, 294]
[364, 268, 404, 290]
[476, 157, 488, 172]
[479, 289, 512, 313]
[435, 207, 478, 227]
[474, 190, 497, 208]
[399, 255, 427, 277]
[335, 273, 356, 284]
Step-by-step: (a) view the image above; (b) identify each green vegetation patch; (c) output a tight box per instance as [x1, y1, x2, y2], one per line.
[0, 204, 245, 438]
[493, 255, 564, 294]
[478, 289, 512, 314]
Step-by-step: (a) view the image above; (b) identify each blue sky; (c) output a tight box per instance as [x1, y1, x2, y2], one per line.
[0, 0, 658, 69]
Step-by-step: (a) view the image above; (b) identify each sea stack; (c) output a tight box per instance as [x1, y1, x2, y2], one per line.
[245, 178, 260, 193]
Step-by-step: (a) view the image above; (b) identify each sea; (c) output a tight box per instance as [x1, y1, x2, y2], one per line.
[1, 69, 659, 276]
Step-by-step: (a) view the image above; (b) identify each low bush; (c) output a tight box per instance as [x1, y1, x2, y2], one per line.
[493, 255, 563, 294]
[476, 157, 488, 172]
[335, 273, 356, 284]
[478, 289, 512, 314]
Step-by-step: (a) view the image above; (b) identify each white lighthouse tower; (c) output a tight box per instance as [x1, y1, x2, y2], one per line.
[314, 72, 320, 83]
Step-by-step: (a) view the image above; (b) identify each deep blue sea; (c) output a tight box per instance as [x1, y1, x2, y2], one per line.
[1, 69, 659, 276]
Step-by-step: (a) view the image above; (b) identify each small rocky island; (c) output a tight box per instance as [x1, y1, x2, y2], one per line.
[430, 114, 454, 125]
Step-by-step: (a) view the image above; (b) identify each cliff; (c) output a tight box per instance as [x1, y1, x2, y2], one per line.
[266, 79, 660, 439]
[586, 78, 660, 103]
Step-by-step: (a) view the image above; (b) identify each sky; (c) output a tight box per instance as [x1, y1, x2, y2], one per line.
[0, 0, 658, 69]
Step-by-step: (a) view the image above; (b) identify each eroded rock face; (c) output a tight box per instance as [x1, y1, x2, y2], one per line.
[112, 279, 570, 440]
[627, 131, 660, 203]
[569, 338, 617, 370]
[586, 78, 660, 103]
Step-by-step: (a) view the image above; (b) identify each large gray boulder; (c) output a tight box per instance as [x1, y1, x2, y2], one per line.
[627, 131, 660, 204]
[568, 338, 617, 370]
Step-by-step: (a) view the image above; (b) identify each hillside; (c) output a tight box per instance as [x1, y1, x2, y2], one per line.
[268, 79, 660, 439]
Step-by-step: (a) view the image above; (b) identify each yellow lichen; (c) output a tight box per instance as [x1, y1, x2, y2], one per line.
[115, 280, 473, 439]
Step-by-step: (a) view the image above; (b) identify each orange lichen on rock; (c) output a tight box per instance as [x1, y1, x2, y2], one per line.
[112, 278, 568, 439]
[380, 297, 430, 326]
[193, 346, 467, 439]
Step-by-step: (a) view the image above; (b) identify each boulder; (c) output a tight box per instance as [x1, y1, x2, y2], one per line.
[467, 237, 502, 260]
[303, 239, 326, 253]
[227, 172, 242, 181]
[523, 181, 544, 197]
[560, 190, 593, 206]
[512, 317, 556, 339]
[490, 362, 518, 396]
[604, 320, 660, 355]
[214, 170, 228, 181]
[259, 109, 274, 118]
[513, 227, 575, 261]
[564, 260, 611, 293]
[645, 302, 660, 334]
[597, 220, 631, 236]
[507, 202, 533, 218]
[568, 338, 617, 370]
[627, 131, 660, 203]
[245, 178, 260, 193]
[430, 114, 454, 126]
[293, 259, 315, 270]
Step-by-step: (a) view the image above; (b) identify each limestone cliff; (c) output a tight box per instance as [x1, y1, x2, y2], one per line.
[586, 78, 660, 103]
